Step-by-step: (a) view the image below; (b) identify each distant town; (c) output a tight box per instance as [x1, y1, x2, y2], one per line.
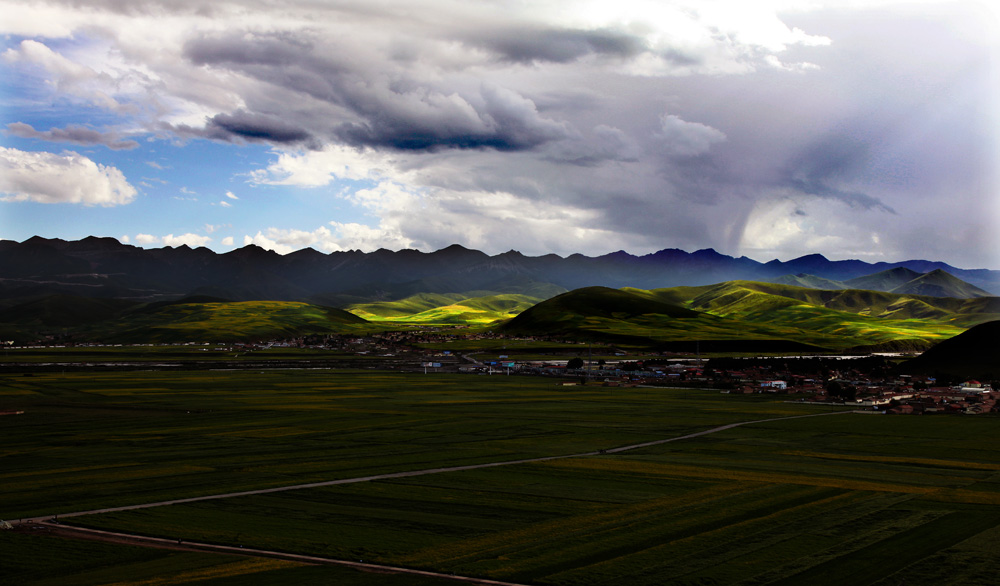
[5, 328, 994, 417]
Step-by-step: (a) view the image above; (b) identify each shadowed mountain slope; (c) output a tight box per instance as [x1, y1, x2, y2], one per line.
[845, 267, 923, 291]
[890, 269, 993, 298]
[899, 320, 1000, 380]
[2, 237, 997, 303]
[771, 273, 848, 290]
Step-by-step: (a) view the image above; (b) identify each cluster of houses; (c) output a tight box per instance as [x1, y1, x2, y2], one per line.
[464, 353, 995, 416]
[599, 361, 997, 415]
[11, 335, 993, 417]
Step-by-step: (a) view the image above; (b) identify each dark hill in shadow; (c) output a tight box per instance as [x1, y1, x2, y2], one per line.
[899, 320, 1000, 380]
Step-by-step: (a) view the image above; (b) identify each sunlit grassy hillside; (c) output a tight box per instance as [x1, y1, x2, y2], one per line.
[348, 292, 542, 325]
[503, 284, 992, 350]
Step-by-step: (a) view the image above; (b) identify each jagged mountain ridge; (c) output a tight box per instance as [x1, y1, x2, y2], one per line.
[1, 236, 997, 305]
[771, 267, 994, 299]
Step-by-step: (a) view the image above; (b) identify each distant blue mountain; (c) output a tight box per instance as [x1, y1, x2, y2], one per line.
[0, 237, 996, 304]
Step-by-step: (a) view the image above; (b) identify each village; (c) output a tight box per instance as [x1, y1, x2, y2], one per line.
[311, 331, 998, 416]
[453, 353, 997, 415]
[6, 330, 995, 417]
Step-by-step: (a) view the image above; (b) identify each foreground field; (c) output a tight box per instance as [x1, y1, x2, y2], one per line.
[3, 371, 1000, 585]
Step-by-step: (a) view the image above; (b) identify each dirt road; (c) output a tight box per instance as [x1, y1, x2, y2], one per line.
[24, 410, 852, 524]
[14, 410, 853, 584]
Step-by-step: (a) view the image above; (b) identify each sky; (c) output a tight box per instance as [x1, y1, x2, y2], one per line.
[1, 0, 998, 269]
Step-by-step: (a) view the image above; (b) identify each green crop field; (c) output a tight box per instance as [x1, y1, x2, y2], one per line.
[4, 370, 1000, 585]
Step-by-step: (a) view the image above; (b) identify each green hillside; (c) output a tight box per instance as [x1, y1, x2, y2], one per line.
[97, 300, 370, 343]
[643, 281, 999, 325]
[771, 273, 847, 290]
[0, 294, 140, 327]
[500, 287, 830, 350]
[3, 280, 995, 349]
[347, 292, 543, 325]
[647, 281, 997, 349]
[506, 283, 997, 351]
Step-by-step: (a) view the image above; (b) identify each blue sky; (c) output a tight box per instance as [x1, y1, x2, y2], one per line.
[1, 1, 998, 269]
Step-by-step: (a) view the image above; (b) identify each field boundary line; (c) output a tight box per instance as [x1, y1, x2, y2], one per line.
[22, 410, 854, 524]
[24, 523, 532, 586]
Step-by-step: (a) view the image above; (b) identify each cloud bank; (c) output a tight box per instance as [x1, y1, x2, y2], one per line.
[1, 1, 996, 268]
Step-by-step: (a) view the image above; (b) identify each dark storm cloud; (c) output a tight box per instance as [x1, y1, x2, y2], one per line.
[184, 32, 318, 68]
[182, 31, 572, 152]
[205, 111, 317, 146]
[470, 27, 646, 64]
[6, 122, 139, 150]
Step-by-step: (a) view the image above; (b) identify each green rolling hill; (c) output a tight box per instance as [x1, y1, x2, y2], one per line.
[634, 281, 999, 326]
[109, 300, 370, 343]
[2, 279, 996, 350]
[347, 292, 543, 325]
[0, 296, 371, 343]
[771, 273, 847, 290]
[504, 282, 997, 351]
[0, 294, 140, 327]
[499, 287, 829, 351]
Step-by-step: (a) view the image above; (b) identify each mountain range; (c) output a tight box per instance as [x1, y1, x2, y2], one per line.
[2, 236, 997, 306]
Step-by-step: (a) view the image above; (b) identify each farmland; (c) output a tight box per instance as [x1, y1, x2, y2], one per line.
[4, 369, 1000, 585]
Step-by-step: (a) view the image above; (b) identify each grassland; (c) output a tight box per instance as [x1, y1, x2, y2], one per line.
[1, 299, 376, 345]
[104, 301, 372, 343]
[5, 280, 996, 350]
[644, 280, 1000, 329]
[4, 370, 1000, 585]
[503, 284, 989, 351]
[347, 292, 542, 325]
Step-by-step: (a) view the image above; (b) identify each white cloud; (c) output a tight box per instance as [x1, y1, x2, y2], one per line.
[0, 147, 137, 206]
[225, 191, 238, 200]
[130, 232, 213, 248]
[738, 196, 894, 261]
[218, 200, 232, 208]
[250, 145, 393, 187]
[162, 233, 211, 247]
[326, 222, 416, 252]
[221, 236, 234, 246]
[3, 40, 123, 111]
[242, 224, 411, 254]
